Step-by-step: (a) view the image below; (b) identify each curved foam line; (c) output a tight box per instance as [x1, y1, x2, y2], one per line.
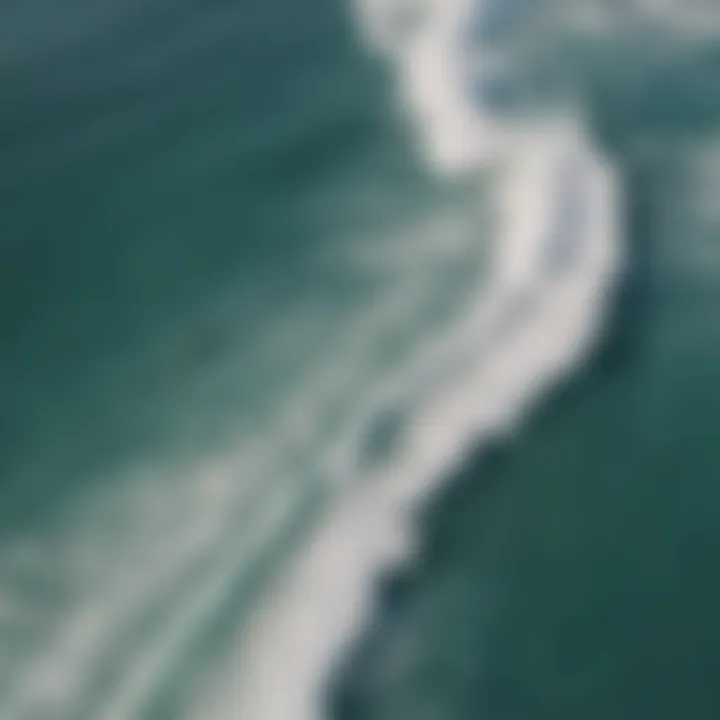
[181, 2, 626, 718]
[185, 117, 622, 720]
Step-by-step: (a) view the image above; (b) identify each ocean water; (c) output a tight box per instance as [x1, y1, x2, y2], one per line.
[2, 1, 720, 719]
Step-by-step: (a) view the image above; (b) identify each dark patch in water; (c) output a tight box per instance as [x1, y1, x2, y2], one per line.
[358, 406, 407, 468]
[543, 158, 587, 278]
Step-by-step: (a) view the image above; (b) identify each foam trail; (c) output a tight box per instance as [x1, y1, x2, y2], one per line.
[353, 0, 518, 173]
[184, 2, 623, 718]
[188, 138, 620, 720]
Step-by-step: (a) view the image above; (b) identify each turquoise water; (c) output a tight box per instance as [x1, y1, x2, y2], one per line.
[2, 0, 720, 718]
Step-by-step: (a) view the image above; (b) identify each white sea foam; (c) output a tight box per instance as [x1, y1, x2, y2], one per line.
[185, 121, 620, 720]
[181, 1, 624, 715]
[0, 207, 471, 719]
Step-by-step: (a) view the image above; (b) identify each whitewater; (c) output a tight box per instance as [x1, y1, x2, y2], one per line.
[183, 1, 625, 718]
[191, 2, 720, 718]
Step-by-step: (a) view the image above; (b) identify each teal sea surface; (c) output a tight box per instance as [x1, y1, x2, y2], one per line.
[2, 0, 720, 718]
